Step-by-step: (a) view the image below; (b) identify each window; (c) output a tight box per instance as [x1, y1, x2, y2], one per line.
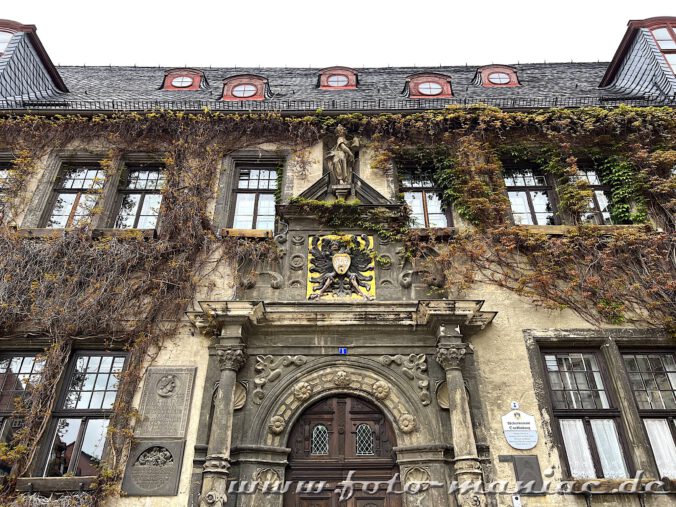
[488, 72, 510, 84]
[162, 69, 204, 91]
[44, 353, 125, 477]
[355, 424, 375, 455]
[311, 424, 329, 455]
[407, 73, 453, 98]
[417, 82, 443, 96]
[504, 169, 557, 225]
[623, 352, 676, 478]
[318, 67, 358, 89]
[230, 167, 277, 230]
[45, 165, 105, 228]
[0, 162, 10, 218]
[544, 351, 629, 479]
[0, 31, 12, 56]
[232, 84, 257, 98]
[651, 26, 676, 73]
[476, 66, 520, 87]
[571, 170, 612, 225]
[113, 166, 165, 229]
[401, 177, 449, 228]
[171, 76, 193, 88]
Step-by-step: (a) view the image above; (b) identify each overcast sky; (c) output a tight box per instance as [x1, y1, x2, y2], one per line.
[3, 1, 675, 68]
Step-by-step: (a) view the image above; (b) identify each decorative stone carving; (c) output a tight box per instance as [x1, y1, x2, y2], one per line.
[332, 371, 351, 387]
[398, 413, 417, 433]
[216, 346, 247, 372]
[233, 382, 247, 410]
[377, 254, 392, 270]
[291, 234, 305, 245]
[293, 381, 313, 401]
[202, 490, 227, 506]
[122, 440, 185, 496]
[253, 355, 308, 404]
[308, 234, 375, 301]
[254, 468, 282, 490]
[136, 446, 174, 467]
[435, 344, 468, 371]
[404, 466, 431, 489]
[436, 381, 449, 409]
[326, 125, 359, 185]
[371, 380, 390, 400]
[290, 254, 306, 271]
[260, 271, 283, 289]
[268, 415, 286, 434]
[156, 375, 178, 398]
[380, 354, 431, 406]
[289, 280, 302, 288]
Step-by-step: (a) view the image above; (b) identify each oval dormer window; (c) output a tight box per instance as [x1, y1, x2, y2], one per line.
[232, 84, 257, 98]
[170, 76, 194, 88]
[488, 72, 510, 85]
[417, 82, 443, 96]
[326, 74, 349, 87]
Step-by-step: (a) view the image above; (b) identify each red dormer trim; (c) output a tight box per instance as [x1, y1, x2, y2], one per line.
[0, 19, 67, 92]
[601, 16, 676, 86]
[406, 73, 452, 99]
[161, 68, 205, 91]
[222, 74, 268, 101]
[318, 67, 358, 90]
[476, 65, 520, 87]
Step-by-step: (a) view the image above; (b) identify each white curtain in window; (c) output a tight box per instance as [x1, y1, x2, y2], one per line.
[560, 419, 595, 478]
[590, 419, 628, 478]
[644, 419, 676, 479]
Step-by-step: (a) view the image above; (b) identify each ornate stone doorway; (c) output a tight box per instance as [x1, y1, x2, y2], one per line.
[284, 395, 402, 507]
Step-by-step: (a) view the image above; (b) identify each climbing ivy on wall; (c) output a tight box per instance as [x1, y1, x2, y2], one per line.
[0, 105, 672, 504]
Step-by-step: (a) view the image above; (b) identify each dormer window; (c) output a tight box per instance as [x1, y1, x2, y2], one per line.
[162, 69, 204, 91]
[651, 26, 676, 73]
[0, 31, 12, 56]
[318, 67, 358, 89]
[222, 75, 268, 101]
[406, 73, 452, 99]
[475, 66, 520, 87]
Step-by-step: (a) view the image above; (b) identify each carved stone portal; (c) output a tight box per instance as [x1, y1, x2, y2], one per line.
[307, 234, 375, 301]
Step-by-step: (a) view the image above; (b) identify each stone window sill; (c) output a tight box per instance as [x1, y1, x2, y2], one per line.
[16, 476, 97, 493]
[220, 228, 273, 239]
[565, 478, 666, 494]
[13, 228, 157, 239]
[519, 224, 649, 236]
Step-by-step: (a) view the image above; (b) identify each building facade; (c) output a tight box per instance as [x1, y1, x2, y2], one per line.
[0, 15, 674, 507]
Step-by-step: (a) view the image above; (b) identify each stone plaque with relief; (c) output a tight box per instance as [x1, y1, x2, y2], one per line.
[135, 366, 196, 438]
[122, 439, 185, 496]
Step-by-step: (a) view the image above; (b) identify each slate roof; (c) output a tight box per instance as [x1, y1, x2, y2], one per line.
[3, 62, 676, 111]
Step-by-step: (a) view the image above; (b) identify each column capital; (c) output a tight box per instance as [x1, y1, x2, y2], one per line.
[216, 344, 247, 372]
[435, 343, 469, 371]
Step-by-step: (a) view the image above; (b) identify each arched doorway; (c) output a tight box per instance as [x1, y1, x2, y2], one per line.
[284, 395, 402, 507]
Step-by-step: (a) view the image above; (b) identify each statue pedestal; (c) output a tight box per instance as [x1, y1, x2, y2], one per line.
[331, 184, 353, 200]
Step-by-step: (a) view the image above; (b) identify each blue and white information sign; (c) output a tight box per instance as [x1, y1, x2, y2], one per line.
[502, 410, 538, 450]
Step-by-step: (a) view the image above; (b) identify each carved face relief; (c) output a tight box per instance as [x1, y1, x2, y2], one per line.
[156, 375, 178, 398]
[332, 371, 352, 387]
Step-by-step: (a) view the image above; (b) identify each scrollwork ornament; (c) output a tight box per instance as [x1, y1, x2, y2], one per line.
[253, 355, 308, 404]
[216, 346, 247, 372]
[332, 371, 351, 387]
[380, 354, 431, 405]
[435, 344, 468, 371]
[398, 413, 417, 433]
[268, 415, 286, 435]
[202, 490, 226, 506]
[293, 381, 313, 401]
[371, 380, 390, 400]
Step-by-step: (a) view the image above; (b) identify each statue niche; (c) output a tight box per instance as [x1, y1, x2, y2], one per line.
[326, 125, 360, 198]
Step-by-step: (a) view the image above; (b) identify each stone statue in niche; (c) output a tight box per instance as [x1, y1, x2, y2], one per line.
[326, 125, 360, 186]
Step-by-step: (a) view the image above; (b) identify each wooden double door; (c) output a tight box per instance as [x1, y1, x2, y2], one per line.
[284, 395, 401, 507]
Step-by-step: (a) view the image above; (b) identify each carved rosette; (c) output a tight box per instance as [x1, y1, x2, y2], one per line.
[216, 346, 247, 372]
[202, 490, 227, 506]
[398, 413, 417, 433]
[332, 371, 351, 387]
[371, 380, 391, 400]
[268, 415, 286, 434]
[435, 344, 468, 371]
[293, 381, 313, 401]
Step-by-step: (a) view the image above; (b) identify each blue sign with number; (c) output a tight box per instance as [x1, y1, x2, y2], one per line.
[338, 348, 348, 355]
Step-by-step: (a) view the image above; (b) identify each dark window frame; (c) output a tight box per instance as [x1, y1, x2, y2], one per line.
[400, 177, 453, 228]
[41, 163, 105, 229]
[41, 351, 127, 477]
[503, 166, 560, 226]
[110, 163, 165, 230]
[621, 349, 676, 478]
[541, 348, 634, 479]
[650, 25, 676, 74]
[572, 169, 613, 225]
[0, 161, 11, 218]
[227, 164, 278, 231]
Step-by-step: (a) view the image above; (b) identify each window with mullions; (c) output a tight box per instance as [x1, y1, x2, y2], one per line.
[355, 423, 375, 456]
[113, 166, 165, 229]
[543, 351, 629, 479]
[401, 178, 450, 228]
[571, 170, 612, 225]
[45, 165, 105, 228]
[623, 352, 676, 478]
[504, 170, 557, 225]
[311, 424, 329, 455]
[0, 355, 45, 445]
[230, 167, 277, 230]
[651, 26, 676, 74]
[44, 354, 125, 477]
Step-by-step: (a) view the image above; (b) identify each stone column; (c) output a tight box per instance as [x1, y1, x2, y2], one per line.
[200, 344, 247, 507]
[435, 327, 485, 507]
